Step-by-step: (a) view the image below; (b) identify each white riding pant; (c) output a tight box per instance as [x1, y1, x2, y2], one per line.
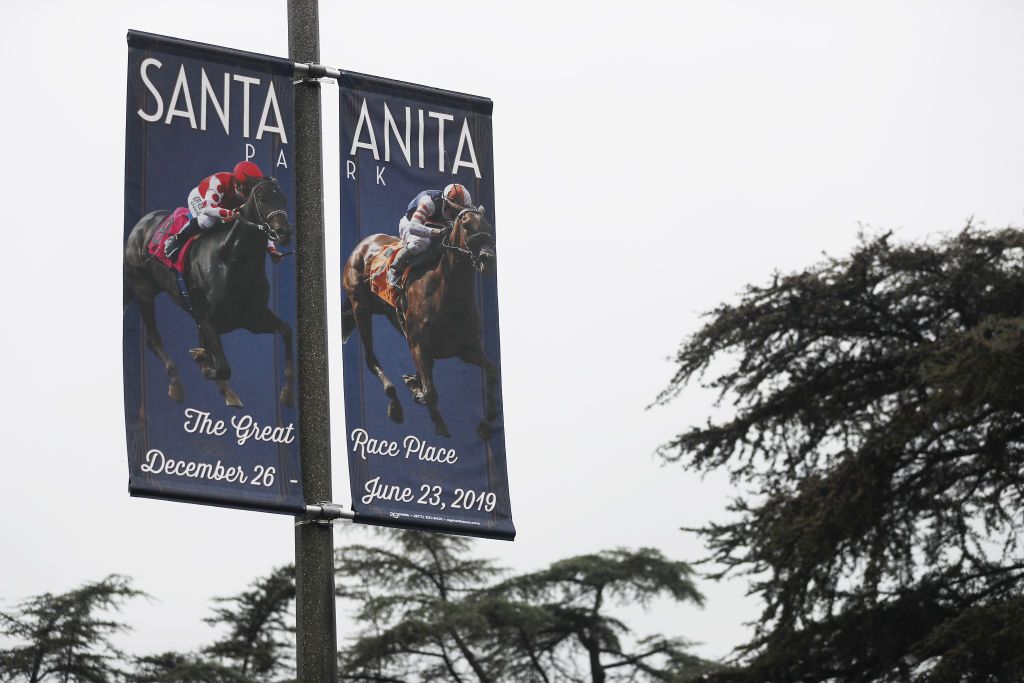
[398, 217, 431, 255]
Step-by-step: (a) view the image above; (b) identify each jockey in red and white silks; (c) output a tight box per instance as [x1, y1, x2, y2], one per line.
[164, 161, 283, 262]
[388, 183, 474, 288]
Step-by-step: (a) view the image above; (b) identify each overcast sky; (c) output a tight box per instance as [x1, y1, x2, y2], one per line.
[3, 0, 1024, 664]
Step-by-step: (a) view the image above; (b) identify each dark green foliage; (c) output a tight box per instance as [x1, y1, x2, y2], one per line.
[202, 565, 296, 681]
[336, 530, 501, 682]
[336, 530, 714, 682]
[0, 574, 143, 683]
[129, 652, 251, 683]
[657, 227, 1024, 681]
[495, 548, 710, 682]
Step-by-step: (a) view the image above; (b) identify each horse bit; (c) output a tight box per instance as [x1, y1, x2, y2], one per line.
[241, 178, 286, 242]
[440, 208, 488, 259]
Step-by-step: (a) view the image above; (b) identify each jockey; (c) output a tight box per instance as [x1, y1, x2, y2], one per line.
[387, 183, 473, 288]
[163, 161, 284, 262]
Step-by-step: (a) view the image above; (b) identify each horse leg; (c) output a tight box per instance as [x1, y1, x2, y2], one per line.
[137, 296, 185, 402]
[459, 343, 499, 440]
[353, 297, 403, 423]
[410, 345, 450, 438]
[245, 308, 296, 408]
[195, 319, 242, 408]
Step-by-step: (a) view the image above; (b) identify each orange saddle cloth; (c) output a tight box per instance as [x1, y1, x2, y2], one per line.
[368, 243, 409, 309]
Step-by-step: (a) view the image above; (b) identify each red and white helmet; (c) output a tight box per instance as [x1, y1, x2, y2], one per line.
[443, 183, 473, 210]
[233, 161, 264, 185]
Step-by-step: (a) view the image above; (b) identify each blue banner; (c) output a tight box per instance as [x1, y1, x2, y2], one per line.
[123, 31, 304, 514]
[339, 73, 515, 539]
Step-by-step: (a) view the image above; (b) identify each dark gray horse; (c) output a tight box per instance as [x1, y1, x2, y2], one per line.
[123, 178, 294, 409]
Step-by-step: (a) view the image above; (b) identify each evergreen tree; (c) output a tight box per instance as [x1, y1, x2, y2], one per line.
[0, 574, 142, 683]
[494, 548, 712, 682]
[657, 227, 1024, 681]
[129, 651, 250, 683]
[336, 530, 715, 682]
[336, 530, 501, 682]
[203, 565, 296, 682]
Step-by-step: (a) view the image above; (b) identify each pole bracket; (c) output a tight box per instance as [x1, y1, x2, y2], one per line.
[293, 62, 342, 83]
[296, 501, 355, 527]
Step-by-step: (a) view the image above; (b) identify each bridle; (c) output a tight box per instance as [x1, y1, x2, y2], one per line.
[440, 208, 492, 263]
[239, 178, 288, 242]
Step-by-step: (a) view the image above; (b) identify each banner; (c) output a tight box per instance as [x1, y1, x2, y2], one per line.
[339, 74, 515, 539]
[123, 31, 304, 513]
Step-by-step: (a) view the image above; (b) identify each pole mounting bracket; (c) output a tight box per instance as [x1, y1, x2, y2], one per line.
[296, 501, 355, 527]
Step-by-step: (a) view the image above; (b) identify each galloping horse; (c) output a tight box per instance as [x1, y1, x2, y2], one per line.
[341, 207, 498, 439]
[123, 178, 295, 409]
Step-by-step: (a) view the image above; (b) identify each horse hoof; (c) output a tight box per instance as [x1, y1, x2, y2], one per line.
[189, 348, 208, 361]
[280, 386, 294, 408]
[168, 383, 185, 403]
[436, 424, 452, 438]
[387, 400, 404, 423]
[477, 421, 493, 440]
[224, 393, 244, 409]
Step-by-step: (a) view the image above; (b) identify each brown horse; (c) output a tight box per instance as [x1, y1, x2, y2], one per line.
[341, 207, 498, 439]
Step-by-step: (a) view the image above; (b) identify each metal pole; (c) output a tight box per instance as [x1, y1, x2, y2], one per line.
[288, 1, 337, 681]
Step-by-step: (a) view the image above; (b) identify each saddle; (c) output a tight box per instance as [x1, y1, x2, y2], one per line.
[147, 208, 196, 273]
[146, 207, 197, 310]
[368, 241, 443, 309]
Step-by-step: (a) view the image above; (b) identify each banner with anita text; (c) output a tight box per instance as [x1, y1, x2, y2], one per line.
[123, 31, 304, 513]
[339, 73, 515, 539]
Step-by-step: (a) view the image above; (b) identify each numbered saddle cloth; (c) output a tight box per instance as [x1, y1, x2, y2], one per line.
[147, 207, 196, 272]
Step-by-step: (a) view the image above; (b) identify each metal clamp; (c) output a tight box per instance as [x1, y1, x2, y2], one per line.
[293, 62, 342, 83]
[295, 501, 355, 527]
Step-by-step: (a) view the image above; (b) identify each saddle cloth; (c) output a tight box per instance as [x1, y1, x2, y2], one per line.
[147, 208, 196, 272]
[368, 242, 410, 309]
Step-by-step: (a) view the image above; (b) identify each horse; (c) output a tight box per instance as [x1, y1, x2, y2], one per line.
[123, 178, 295, 409]
[341, 206, 499, 439]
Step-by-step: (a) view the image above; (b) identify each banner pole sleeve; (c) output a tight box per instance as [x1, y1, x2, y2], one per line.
[288, 1, 338, 681]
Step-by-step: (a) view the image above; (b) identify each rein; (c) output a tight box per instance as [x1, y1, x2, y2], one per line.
[440, 208, 487, 259]
[238, 178, 287, 242]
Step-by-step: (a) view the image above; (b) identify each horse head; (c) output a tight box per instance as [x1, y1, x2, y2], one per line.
[240, 178, 293, 247]
[449, 206, 496, 275]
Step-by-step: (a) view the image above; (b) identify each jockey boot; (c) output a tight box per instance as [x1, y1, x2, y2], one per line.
[164, 217, 200, 260]
[388, 247, 415, 289]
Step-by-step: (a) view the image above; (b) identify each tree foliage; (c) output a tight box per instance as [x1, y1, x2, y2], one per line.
[336, 530, 714, 682]
[495, 548, 713, 682]
[657, 227, 1024, 681]
[0, 574, 143, 683]
[202, 564, 296, 681]
[129, 651, 251, 683]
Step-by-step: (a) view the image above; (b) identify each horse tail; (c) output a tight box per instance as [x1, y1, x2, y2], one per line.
[341, 297, 355, 343]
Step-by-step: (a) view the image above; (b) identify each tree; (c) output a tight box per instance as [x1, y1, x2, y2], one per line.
[336, 530, 503, 682]
[656, 227, 1024, 681]
[336, 530, 714, 682]
[495, 548, 713, 682]
[129, 652, 250, 683]
[0, 574, 143, 683]
[202, 565, 296, 682]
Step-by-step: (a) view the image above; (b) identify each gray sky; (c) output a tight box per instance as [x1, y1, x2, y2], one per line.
[3, 0, 1024, 664]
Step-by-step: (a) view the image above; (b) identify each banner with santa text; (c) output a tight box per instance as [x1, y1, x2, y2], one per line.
[123, 31, 304, 513]
[338, 73, 515, 539]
